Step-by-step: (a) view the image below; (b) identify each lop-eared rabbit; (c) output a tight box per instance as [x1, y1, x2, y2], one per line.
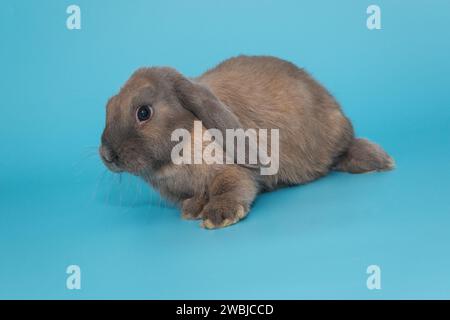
[100, 55, 394, 229]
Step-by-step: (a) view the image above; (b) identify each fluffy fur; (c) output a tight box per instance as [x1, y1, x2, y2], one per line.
[100, 55, 394, 229]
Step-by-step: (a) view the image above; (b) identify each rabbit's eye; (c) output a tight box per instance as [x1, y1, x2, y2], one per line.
[136, 105, 153, 122]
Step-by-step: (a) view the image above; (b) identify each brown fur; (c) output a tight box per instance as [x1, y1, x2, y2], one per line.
[100, 55, 394, 229]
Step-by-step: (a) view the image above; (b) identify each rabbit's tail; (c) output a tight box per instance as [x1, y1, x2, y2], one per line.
[333, 138, 395, 173]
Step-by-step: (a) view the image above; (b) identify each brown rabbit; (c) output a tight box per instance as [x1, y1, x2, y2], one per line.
[100, 55, 394, 229]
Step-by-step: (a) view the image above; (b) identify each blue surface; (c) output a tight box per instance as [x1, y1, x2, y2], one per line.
[1, 0, 449, 299]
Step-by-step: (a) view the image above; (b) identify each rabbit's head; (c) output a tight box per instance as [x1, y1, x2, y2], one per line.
[99, 67, 242, 176]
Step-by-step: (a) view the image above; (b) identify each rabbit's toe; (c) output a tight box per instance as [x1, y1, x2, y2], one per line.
[200, 201, 247, 229]
[181, 197, 206, 220]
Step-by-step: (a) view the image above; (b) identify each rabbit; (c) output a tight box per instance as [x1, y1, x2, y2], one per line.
[99, 55, 394, 229]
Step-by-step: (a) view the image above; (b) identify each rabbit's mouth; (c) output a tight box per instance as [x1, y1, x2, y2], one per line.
[99, 145, 124, 173]
[103, 161, 123, 173]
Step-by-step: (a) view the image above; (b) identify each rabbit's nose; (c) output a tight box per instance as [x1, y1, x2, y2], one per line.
[99, 144, 117, 164]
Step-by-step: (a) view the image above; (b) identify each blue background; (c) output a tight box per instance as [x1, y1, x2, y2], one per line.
[1, 0, 449, 299]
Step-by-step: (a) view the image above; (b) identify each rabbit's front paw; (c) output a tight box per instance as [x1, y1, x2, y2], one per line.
[181, 197, 206, 220]
[200, 200, 247, 229]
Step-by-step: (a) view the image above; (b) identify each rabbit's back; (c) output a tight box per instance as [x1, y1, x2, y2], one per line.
[198, 55, 354, 186]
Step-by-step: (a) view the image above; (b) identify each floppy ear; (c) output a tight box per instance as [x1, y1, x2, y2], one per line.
[172, 74, 259, 170]
[173, 76, 243, 133]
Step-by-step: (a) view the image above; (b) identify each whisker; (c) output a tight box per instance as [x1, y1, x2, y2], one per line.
[117, 173, 123, 207]
[92, 168, 108, 202]
[106, 171, 116, 206]
[73, 146, 101, 179]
